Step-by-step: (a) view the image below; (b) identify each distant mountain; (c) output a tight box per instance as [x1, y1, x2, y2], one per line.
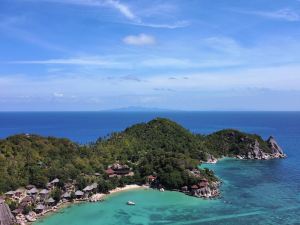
[103, 106, 181, 112]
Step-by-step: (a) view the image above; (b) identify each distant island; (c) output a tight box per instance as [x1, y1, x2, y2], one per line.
[0, 118, 286, 225]
[102, 106, 181, 112]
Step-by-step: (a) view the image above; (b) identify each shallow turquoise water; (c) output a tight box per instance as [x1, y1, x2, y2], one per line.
[1, 112, 299, 224]
[35, 158, 300, 225]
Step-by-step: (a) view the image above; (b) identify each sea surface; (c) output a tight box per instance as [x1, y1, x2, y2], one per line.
[0, 112, 299, 225]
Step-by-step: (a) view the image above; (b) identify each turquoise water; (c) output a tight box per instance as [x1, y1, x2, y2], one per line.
[34, 158, 300, 225]
[1, 112, 300, 224]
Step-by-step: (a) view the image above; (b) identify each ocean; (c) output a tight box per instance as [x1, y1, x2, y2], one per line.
[1, 112, 299, 225]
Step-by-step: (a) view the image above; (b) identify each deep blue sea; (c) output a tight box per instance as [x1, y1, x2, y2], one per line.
[1, 112, 300, 225]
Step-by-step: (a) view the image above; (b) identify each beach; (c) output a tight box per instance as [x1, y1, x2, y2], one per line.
[31, 184, 147, 224]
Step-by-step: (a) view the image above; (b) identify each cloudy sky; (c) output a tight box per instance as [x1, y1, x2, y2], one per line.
[0, 0, 300, 111]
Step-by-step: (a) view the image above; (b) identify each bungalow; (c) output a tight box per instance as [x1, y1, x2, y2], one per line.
[26, 185, 36, 190]
[181, 186, 188, 193]
[83, 183, 98, 193]
[20, 196, 34, 205]
[27, 187, 38, 195]
[39, 189, 49, 196]
[34, 204, 45, 214]
[105, 168, 114, 176]
[45, 198, 55, 206]
[4, 191, 15, 198]
[12, 208, 23, 215]
[75, 191, 84, 199]
[50, 178, 59, 184]
[64, 183, 75, 192]
[47, 178, 60, 189]
[147, 175, 157, 183]
[111, 163, 130, 175]
[191, 185, 199, 190]
[14, 188, 25, 198]
[62, 192, 71, 199]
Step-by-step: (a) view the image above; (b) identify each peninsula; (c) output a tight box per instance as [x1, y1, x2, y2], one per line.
[0, 118, 285, 225]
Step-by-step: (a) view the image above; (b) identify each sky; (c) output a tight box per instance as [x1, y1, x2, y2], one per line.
[0, 0, 300, 111]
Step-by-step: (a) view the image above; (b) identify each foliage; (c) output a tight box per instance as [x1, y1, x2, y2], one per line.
[0, 118, 275, 192]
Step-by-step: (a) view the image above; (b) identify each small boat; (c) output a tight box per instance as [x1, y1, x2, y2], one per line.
[127, 201, 135, 205]
[159, 188, 165, 192]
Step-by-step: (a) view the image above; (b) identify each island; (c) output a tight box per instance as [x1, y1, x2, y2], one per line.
[0, 118, 285, 225]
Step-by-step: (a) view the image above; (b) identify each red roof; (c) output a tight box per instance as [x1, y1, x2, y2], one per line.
[148, 175, 156, 180]
[105, 168, 115, 175]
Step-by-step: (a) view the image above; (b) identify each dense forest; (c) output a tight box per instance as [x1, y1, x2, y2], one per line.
[0, 118, 280, 193]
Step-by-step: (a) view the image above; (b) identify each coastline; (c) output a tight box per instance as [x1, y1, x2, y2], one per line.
[32, 185, 147, 224]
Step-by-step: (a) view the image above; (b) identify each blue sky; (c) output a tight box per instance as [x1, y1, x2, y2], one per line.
[0, 0, 300, 111]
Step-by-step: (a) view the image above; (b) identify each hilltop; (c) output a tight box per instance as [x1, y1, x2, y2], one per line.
[0, 118, 285, 196]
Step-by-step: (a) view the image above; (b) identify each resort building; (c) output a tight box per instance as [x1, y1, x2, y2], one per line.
[75, 191, 84, 199]
[105, 163, 134, 177]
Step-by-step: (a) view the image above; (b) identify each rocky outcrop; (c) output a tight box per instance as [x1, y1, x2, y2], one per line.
[0, 199, 16, 225]
[206, 154, 218, 164]
[267, 136, 284, 154]
[190, 181, 220, 198]
[236, 136, 286, 160]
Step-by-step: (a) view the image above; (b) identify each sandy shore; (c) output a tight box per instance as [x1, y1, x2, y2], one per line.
[109, 184, 147, 195]
[30, 185, 148, 224]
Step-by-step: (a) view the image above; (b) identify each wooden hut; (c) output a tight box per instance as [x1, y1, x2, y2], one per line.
[4, 191, 15, 198]
[46, 198, 55, 206]
[34, 204, 45, 213]
[75, 191, 84, 199]
[27, 187, 38, 195]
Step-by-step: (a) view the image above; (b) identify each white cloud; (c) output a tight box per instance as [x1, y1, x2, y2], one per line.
[8, 57, 128, 68]
[28, 0, 188, 29]
[36, 0, 137, 20]
[105, 0, 136, 20]
[53, 92, 64, 97]
[123, 34, 156, 46]
[237, 8, 300, 22]
[129, 20, 189, 29]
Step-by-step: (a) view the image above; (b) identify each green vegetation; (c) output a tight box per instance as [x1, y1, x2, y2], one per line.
[0, 118, 275, 193]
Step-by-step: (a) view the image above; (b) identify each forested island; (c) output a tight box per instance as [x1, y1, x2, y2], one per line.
[0, 118, 285, 224]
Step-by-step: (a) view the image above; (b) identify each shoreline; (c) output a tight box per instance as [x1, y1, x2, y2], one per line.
[31, 184, 147, 224]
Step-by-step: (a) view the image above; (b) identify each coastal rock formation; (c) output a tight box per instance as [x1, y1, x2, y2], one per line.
[267, 136, 284, 155]
[237, 136, 286, 160]
[191, 181, 220, 198]
[0, 199, 16, 225]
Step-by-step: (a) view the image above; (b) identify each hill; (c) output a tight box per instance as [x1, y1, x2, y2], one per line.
[0, 118, 285, 196]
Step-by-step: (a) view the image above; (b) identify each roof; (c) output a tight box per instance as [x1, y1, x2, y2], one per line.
[21, 196, 33, 203]
[12, 208, 23, 214]
[75, 190, 84, 196]
[46, 198, 55, 203]
[105, 168, 114, 175]
[50, 178, 60, 183]
[83, 186, 92, 191]
[39, 189, 49, 195]
[62, 192, 71, 198]
[35, 204, 45, 210]
[15, 188, 25, 193]
[28, 187, 38, 194]
[5, 191, 15, 195]
[191, 185, 199, 189]
[83, 183, 97, 191]
[26, 184, 36, 190]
